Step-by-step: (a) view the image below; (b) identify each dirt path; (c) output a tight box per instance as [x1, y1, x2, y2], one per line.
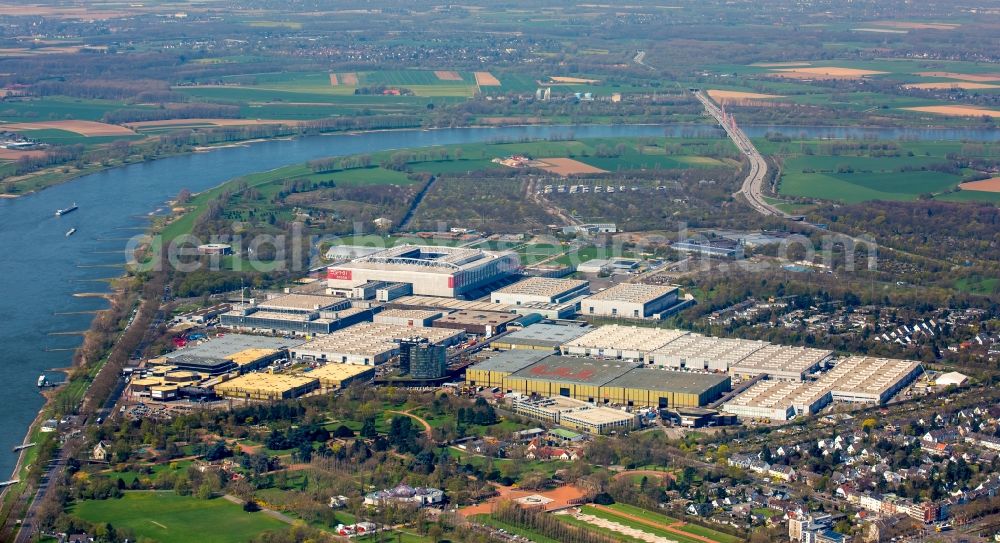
[590, 504, 718, 543]
[386, 410, 432, 435]
[526, 178, 581, 227]
[222, 494, 296, 524]
[612, 469, 676, 482]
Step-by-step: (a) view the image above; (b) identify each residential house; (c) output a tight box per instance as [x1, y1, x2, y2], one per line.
[769, 465, 797, 482]
[91, 441, 109, 462]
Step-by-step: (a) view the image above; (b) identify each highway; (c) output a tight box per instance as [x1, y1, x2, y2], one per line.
[694, 91, 785, 218]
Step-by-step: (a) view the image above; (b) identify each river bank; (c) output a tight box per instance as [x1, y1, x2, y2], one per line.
[4, 120, 998, 198]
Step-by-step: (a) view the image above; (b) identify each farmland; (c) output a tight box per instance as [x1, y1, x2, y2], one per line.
[178, 70, 482, 100]
[757, 138, 1000, 204]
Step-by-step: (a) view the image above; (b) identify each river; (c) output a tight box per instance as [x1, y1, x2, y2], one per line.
[0, 122, 996, 478]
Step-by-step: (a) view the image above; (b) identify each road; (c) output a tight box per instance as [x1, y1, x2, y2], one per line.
[13, 448, 66, 543]
[633, 50, 655, 71]
[694, 91, 785, 218]
[13, 287, 163, 542]
[526, 178, 581, 227]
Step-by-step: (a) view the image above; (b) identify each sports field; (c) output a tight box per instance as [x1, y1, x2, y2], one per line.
[72, 492, 287, 543]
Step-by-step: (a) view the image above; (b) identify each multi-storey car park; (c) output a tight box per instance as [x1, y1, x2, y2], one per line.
[647, 334, 768, 371]
[560, 324, 690, 361]
[490, 277, 590, 305]
[326, 244, 520, 298]
[290, 322, 465, 366]
[580, 283, 680, 319]
[729, 344, 833, 382]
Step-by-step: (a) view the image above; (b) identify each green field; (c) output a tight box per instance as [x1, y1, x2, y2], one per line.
[936, 189, 1000, 204]
[780, 169, 961, 203]
[752, 507, 783, 519]
[72, 492, 287, 543]
[953, 276, 1000, 295]
[768, 140, 995, 203]
[0, 97, 147, 122]
[176, 85, 466, 106]
[309, 167, 416, 187]
[104, 460, 194, 485]
[9, 128, 144, 145]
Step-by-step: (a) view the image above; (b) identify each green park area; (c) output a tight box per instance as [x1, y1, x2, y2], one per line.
[72, 492, 287, 543]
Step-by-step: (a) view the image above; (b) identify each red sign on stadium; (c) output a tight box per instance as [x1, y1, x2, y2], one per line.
[327, 269, 352, 281]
